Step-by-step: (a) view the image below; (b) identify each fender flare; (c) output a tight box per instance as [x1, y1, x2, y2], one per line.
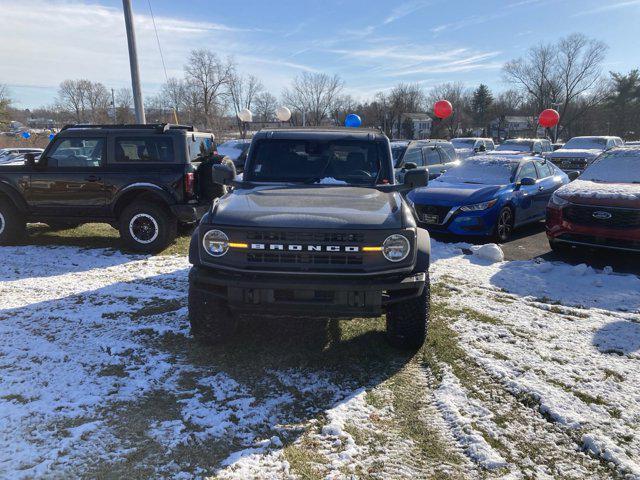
[414, 227, 431, 273]
[0, 180, 28, 213]
[110, 183, 176, 214]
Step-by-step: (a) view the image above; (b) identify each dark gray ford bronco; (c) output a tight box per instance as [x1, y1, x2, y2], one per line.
[188, 128, 431, 349]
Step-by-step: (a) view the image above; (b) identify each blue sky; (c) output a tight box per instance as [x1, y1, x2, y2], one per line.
[2, 0, 639, 108]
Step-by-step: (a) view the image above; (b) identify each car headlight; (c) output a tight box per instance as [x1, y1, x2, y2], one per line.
[550, 191, 569, 207]
[460, 199, 497, 212]
[382, 234, 410, 262]
[202, 229, 229, 257]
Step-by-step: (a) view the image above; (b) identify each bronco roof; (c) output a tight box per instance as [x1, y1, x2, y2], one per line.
[253, 127, 387, 141]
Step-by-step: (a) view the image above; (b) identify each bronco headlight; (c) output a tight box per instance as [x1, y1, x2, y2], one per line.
[382, 234, 410, 262]
[202, 229, 229, 257]
[460, 199, 497, 212]
[550, 191, 569, 207]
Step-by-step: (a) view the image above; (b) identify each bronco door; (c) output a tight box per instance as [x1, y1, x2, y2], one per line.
[26, 135, 107, 217]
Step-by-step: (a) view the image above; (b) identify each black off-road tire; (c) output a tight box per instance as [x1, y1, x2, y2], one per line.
[386, 272, 430, 349]
[0, 198, 25, 245]
[118, 201, 177, 254]
[188, 284, 238, 344]
[493, 206, 514, 243]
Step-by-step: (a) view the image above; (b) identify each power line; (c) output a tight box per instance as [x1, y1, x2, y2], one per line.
[147, 0, 169, 84]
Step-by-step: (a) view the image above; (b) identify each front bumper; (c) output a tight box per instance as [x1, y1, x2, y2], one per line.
[546, 206, 640, 252]
[189, 266, 426, 317]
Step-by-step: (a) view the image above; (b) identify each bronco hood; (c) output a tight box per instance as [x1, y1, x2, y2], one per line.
[408, 181, 503, 206]
[210, 185, 404, 229]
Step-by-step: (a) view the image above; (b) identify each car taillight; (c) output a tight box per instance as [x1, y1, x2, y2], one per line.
[185, 172, 195, 198]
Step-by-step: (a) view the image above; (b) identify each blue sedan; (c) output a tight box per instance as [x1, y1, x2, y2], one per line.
[406, 155, 570, 242]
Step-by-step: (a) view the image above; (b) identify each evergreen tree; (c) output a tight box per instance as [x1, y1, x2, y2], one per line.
[471, 84, 493, 135]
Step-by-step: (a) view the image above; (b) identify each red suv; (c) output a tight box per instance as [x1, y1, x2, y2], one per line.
[546, 147, 640, 253]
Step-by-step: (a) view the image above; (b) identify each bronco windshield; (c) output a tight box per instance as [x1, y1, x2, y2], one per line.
[246, 139, 393, 185]
[435, 158, 517, 185]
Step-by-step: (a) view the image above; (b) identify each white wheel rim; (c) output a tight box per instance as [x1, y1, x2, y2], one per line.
[129, 213, 159, 244]
[0, 212, 5, 235]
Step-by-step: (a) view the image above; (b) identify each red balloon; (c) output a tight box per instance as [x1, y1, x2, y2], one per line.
[434, 100, 453, 119]
[538, 109, 560, 128]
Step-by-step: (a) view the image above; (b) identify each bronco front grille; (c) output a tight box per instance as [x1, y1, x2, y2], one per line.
[247, 252, 363, 265]
[246, 231, 365, 243]
[564, 205, 640, 229]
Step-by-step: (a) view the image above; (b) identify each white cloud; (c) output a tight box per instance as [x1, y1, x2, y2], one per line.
[572, 0, 640, 16]
[383, 1, 432, 24]
[0, 0, 315, 106]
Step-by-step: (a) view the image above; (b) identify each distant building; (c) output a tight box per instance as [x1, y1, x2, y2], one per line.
[393, 113, 432, 140]
[27, 118, 56, 129]
[490, 115, 544, 140]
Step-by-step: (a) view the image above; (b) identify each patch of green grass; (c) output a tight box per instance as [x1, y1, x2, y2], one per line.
[24, 223, 191, 256]
[1, 393, 30, 404]
[129, 298, 183, 321]
[283, 441, 327, 480]
[603, 369, 625, 382]
[97, 364, 128, 378]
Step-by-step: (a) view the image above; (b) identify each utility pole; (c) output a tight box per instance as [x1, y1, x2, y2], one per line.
[111, 88, 117, 123]
[122, 0, 145, 124]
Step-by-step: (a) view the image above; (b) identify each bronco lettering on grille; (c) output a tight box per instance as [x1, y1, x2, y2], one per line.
[250, 243, 361, 252]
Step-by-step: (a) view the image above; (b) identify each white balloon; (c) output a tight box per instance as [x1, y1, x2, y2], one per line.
[275, 106, 292, 122]
[237, 108, 253, 122]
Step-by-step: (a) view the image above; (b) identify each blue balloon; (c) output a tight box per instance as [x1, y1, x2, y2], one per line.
[345, 113, 362, 128]
[49, 133, 55, 141]
[21, 131, 31, 139]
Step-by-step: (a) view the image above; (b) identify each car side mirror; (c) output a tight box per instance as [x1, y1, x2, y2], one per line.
[519, 177, 536, 186]
[212, 163, 235, 185]
[24, 153, 36, 167]
[404, 162, 417, 170]
[567, 170, 580, 181]
[403, 168, 429, 190]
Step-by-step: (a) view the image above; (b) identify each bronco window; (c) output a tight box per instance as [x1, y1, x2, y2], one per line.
[247, 139, 392, 185]
[47, 138, 104, 168]
[115, 137, 174, 163]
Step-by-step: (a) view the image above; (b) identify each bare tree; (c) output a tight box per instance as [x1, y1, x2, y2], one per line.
[85, 81, 110, 123]
[387, 83, 425, 138]
[228, 73, 263, 135]
[115, 88, 134, 123]
[282, 72, 344, 126]
[184, 49, 234, 130]
[57, 79, 88, 122]
[253, 92, 278, 122]
[426, 82, 471, 138]
[503, 33, 608, 137]
[0, 84, 11, 128]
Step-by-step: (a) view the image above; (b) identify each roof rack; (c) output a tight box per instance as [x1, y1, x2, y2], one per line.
[258, 126, 385, 135]
[61, 123, 195, 132]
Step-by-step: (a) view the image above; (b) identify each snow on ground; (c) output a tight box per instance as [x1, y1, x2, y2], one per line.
[0, 241, 639, 478]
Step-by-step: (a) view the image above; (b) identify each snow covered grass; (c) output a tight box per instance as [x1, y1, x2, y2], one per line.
[1, 237, 639, 478]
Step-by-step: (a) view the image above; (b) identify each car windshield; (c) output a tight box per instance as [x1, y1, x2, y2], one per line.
[246, 139, 392, 185]
[451, 139, 476, 148]
[497, 141, 532, 152]
[391, 146, 407, 166]
[581, 151, 640, 183]
[435, 158, 517, 185]
[563, 137, 608, 150]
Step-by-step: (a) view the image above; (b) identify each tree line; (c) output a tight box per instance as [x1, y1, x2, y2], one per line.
[3, 32, 640, 141]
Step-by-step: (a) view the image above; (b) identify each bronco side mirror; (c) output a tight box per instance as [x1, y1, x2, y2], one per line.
[403, 168, 429, 190]
[212, 164, 235, 185]
[404, 162, 417, 170]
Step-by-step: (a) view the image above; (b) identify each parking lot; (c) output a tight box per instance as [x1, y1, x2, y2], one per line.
[1, 225, 639, 479]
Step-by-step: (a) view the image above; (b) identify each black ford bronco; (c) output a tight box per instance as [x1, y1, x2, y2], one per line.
[188, 128, 432, 349]
[0, 124, 217, 253]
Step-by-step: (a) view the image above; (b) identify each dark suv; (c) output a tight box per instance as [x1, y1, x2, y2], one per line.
[187, 128, 432, 349]
[0, 124, 215, 253]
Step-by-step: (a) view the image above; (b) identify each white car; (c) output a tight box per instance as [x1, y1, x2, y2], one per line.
[546, 136, 623, 173]
[451, 137, 495, 159]
[216, 139, 251, 172]
[0, 148, 44, 164]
